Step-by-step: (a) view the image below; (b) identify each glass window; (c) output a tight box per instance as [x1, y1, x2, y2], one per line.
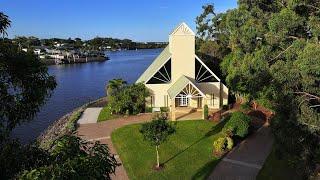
[195, 58, 219, 83]
[147, 59, 171, 84]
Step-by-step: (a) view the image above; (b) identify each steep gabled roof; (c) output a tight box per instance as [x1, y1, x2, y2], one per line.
[169, 22, 195, 36]
[195, 55, 221, 82]
[136, 45, 171, 83]
[167, 75, 205, 98]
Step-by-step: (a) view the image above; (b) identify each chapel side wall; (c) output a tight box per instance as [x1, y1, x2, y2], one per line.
[197, 82, 228, 109]
[145, 84, 171, 108]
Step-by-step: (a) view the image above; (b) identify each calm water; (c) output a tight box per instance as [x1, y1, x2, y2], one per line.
[12, 49, 162, 143]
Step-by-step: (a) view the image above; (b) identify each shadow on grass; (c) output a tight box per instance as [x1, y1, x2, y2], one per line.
[163, 119, 228, 165]
[205, 118, 229, 137]
[191, 159, 221, 180]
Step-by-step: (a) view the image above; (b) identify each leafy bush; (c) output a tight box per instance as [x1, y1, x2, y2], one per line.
[213, 136, 234, 156]
[20, 135, 118, 179]
[145, 106, 153, 113]
[226, 137, 234, 150]
[0, 140, 49, 179]
[213, 138, 225, 154]
[240, 102, 251, 111]
[108, 82, 150, 115]
[256, 98, 274, 111]
[203, 105, 209, 120]
[222, 105, 229, 110]
[160, 107, 169, 112]
[223, 112, 251, 138]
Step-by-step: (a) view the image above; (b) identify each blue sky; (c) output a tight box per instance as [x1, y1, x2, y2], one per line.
[1, 0, 237, 42]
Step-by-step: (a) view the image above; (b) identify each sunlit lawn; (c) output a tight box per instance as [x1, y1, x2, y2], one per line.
[97, 106, 122, 122]
[111, 120, 226, 179]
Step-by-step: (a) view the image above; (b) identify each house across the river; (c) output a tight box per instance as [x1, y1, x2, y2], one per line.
[136, 22, 228, 120]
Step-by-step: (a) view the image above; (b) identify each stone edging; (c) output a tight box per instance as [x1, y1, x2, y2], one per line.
[37, 97, 107, 150]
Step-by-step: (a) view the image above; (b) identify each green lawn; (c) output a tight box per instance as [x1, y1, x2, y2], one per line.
[111, 120, 226, 180]
[97, 106, 122, 122]
[257, 146, 302, 180]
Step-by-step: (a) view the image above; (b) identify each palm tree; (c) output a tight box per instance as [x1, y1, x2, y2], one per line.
[0, 12, 11, 38]
[106, 78, 127, 97]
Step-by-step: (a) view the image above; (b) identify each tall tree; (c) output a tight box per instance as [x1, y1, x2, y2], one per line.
[106, 78, 127, 97]
[0, 12, 11, 37]
[197, 1, 320, 177]
[0, 13, 118, 179]
[0, 14, 57, 141]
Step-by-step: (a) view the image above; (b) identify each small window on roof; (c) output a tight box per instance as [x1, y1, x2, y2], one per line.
[147, 59, 171, 84]
[195, 58, 219, 83]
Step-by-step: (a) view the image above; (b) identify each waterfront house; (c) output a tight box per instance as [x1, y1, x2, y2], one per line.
[136, 22, 228, 120]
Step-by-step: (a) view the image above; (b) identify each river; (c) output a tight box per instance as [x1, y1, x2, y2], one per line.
[12, 48, 162, 143]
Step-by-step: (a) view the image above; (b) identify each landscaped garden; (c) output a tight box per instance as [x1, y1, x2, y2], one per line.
[112, 119, 228, 179]
[98, 79, 150, 122]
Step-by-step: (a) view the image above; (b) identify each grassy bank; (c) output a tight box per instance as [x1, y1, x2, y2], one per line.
[112, 120, 226, 179]
[257, 146, 302, 180]
[97, 106, 122, 122]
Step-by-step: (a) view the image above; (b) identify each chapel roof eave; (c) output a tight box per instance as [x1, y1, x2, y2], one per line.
[136, 45, 171, 83]
[167, 75, 205, 99]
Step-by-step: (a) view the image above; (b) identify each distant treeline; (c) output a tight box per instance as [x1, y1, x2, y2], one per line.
[9, 36, 168, 50]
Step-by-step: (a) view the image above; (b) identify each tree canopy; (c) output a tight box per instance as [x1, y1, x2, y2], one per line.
[140, 113, 175, 168]
[196, 1, 320, 177]
[0, 13, 56, 141]
[0, 12, 118, 179]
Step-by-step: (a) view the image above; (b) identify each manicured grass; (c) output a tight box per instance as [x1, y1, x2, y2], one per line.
[257, 146, 302, 180]
[97, 106, 121, 122]
[112, 120, 226, 179]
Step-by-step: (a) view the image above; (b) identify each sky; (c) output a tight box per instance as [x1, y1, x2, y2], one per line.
[1, 0, 237, 42]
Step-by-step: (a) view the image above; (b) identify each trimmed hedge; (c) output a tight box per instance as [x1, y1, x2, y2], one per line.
[203, 105, 209, 120]
[160, 107, 169, 112]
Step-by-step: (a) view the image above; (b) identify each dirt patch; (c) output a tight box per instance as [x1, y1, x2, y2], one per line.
[153, 164, 165, 171]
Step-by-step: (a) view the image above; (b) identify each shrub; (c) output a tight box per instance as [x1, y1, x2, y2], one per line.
[256, 98, 275, 111]
[213, 137, 225, 154]
[223, 112, 251, 138]
[20, 135, 118, 179]
[108, 82, 150, 115]
[203, 105, 209, 120]
[160, 107, 169, 112]
[213, 136, 234, 156]
[240, 102, 251, 111]
[222, 105, 229, 110]
[145, 106, 153, 113]
[226, 137, 233, 150]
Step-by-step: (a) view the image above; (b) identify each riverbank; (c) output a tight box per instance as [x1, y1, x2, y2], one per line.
[37, 97, 107, 150]
[40, 56, 108, 65]
[12, 48, 161, 143]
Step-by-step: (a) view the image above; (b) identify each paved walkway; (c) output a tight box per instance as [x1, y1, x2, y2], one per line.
[77, 108, 103, 124]
[77, 113, 153, 180]
[208, 124, 273, 180]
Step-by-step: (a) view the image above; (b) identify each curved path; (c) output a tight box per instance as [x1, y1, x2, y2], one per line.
[77, 108, 273, 180]
[77, 113, 153, 180]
